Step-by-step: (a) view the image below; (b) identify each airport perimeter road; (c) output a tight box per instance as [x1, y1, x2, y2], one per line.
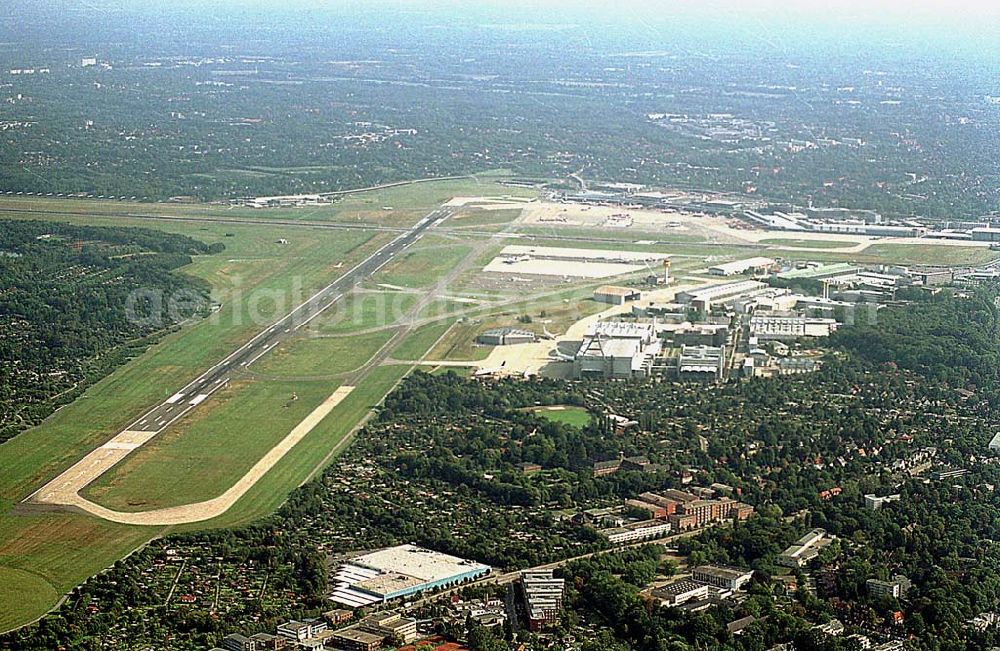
[26, 207, 453, 510]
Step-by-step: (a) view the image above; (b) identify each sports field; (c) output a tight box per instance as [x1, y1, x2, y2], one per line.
[530, 405, 591, 428]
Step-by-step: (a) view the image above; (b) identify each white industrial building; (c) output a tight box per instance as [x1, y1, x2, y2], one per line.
[827, 271, 902, 289]
[588, 321, 657, 342]
[742, 210, 925, 238]
[476, 328, 536, 346]
[708, 257, 775, 277]
[329, 544, 490, 608]
[235, 193, 331, 209]
[574, 322, 660, 379]
[593, 285, 642, 305]
[777, 528, 828, 568]
[653, 580, 710, 606]
[732, 288, 797, 314]
[676, 345, 726, 382]
[690, 565, 754, 591]
[677, 280, 768, 311]
[972, 227, 1000, 242]
[749, 314, 838, 340]
[812, 222, 925, 237]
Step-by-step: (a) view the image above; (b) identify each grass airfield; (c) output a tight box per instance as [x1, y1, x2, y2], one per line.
[1, 176, 998, 631]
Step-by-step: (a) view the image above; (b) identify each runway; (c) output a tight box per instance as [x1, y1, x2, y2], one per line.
[25, 207, 452, 520]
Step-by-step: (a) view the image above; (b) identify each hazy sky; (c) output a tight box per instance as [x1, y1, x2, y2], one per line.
[176, 0, 1000, 21]
[176, 0, 1000, 47]
[14, 0, 1000, 56]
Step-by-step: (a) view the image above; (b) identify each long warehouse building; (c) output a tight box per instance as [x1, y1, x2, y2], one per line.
[329, 544, 491, 608]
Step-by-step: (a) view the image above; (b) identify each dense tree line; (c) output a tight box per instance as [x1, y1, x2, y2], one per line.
[0, 220, 221, 442]
[830, 288, 1000, 387]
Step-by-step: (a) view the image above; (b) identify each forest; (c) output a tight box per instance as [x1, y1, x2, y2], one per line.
[0, 220, 221, 442]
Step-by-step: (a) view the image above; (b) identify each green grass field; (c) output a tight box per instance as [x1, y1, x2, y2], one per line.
[425, 321, 495, 362]
[313, 291, 419, 335]
[775, 243, 1000, 266]
[255, 331, 395, 378]
[530, 405, 591, 428]
[0, 511, 155, 633]
[374, 236, 473, 289]
[84, 379, 340, 511]
[0, 566, 60, 632]
[859, 243, 1000, 265]
[417, 297, 487, 321]
[392, 319, 458, 361]
[761, 238, 860, 249]
[168, 362, 428, 536]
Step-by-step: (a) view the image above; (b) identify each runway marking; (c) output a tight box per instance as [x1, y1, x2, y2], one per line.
[102, 441, 144, 451]
[165, 392, 184, 404]
[295, 293, 342, 330]
[188, 394, 209, 407]
[244, 341, 279, 367]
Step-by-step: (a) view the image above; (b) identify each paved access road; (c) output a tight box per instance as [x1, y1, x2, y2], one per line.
[26, 207, 452, 519]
